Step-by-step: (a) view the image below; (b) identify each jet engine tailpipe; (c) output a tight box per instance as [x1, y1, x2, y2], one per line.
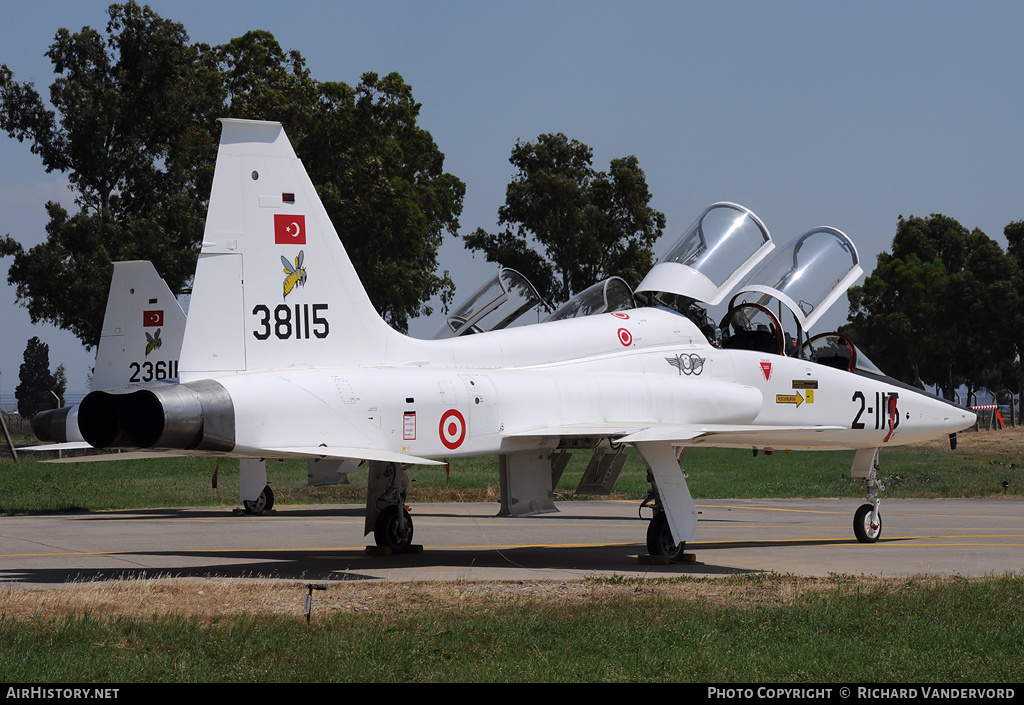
[78, 380, 234, 452]
[31, 406, 75, 443]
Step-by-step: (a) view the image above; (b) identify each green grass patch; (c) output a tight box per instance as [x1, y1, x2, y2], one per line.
[1, 437, 1019, 515]
[1, 574, 1021, 682]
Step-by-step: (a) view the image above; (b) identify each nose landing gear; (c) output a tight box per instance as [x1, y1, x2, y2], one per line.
[851, 447, 884, 543]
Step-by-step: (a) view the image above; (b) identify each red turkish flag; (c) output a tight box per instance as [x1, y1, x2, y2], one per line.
[274, 214, 306, 244]
[143, 310, 164, 327]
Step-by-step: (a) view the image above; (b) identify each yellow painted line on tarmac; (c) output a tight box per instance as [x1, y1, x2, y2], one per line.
[698, 504, 847, 515]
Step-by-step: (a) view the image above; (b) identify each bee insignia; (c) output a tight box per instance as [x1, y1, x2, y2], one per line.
[145, 328, 162, 356]
[282, 250, 307, 298]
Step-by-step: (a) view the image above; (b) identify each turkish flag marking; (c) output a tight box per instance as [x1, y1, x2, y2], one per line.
[143, 310, 164, 327]
[274, 214, 306, 244]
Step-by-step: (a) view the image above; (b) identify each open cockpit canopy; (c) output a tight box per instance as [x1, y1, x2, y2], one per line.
[635, 202, 774, 306]
[728, 226, 862, 332]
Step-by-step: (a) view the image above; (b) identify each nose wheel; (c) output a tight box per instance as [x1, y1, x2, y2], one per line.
[854, 503, 882, 543]
[851, 448, 884, 543]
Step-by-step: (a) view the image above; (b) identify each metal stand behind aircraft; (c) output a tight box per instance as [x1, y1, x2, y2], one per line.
[71, 119, 976, 559]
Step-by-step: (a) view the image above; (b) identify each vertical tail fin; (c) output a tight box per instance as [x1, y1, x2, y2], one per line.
[31, 260, 186, 443]
[179, 119, 393, 381]
[92, 260, 187, 390]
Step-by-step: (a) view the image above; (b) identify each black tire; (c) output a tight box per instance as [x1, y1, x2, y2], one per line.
[854, 503, 881, 543]
[374, 505, 414, 553]
[646, 511, 686, 561]
[243, 485, 274, 515]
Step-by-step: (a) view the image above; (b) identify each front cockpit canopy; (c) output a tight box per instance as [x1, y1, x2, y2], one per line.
[717, 227, 867, 363]
[635, 202, 774, 306]
[802, 332, 886, 376]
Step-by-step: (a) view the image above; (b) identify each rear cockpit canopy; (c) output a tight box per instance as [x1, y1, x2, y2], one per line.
[635, 202, 774, 306]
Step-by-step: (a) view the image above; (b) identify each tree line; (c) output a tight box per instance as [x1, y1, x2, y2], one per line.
[845, 213, 1024, 405]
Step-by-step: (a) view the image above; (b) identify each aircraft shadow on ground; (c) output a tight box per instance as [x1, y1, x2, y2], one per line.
[0, 542, 772, 586]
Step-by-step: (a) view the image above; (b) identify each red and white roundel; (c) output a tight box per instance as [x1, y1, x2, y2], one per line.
[611, 312, 630, 320]
[617, 327, 633, 347]
[439, 409, 467, 450]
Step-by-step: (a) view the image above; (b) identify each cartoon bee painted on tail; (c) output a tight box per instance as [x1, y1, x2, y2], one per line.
[282, 250, 307, 298]
[145, 329, 162, 356]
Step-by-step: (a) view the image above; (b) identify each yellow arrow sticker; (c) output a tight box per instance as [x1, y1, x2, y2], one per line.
[776, 392, 805, 408]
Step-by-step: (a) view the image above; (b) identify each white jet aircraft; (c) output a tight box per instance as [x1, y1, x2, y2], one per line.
[72, 119, 976, 559]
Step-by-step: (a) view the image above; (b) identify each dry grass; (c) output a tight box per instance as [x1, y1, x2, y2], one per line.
[0, 573, 978, 623]
[930, 425, 1024, 455]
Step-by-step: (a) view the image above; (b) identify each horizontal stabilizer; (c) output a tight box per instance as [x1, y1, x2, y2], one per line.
[19, 442, 93, 452]
[43, 446, 444, 466]
[44, 450, 191, 464]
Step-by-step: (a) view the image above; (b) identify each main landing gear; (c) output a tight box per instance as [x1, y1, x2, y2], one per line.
[374, 504, 415, 553]
[242, 484, 274, 515]
[646, 509, 687, 561]
[366, 461, 415, 554]
[635, 442, 698, 563]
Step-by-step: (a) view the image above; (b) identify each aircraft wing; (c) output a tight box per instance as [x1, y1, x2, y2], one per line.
[507, 423, 846, 446]
[616, 424, 847, 446]
[504, 423, 649, 438]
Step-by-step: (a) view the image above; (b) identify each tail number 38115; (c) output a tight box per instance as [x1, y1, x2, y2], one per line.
[252, 303, 330, 340]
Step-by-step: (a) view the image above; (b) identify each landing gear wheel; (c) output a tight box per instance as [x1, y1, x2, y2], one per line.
[854, 503, 881, 543]
[243, 485, 274, 515]
[646, 512, 686, 562]
[374, 505, 414, 553]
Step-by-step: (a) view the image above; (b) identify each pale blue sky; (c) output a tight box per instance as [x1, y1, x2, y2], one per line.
[2, 0, 1023, 397]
